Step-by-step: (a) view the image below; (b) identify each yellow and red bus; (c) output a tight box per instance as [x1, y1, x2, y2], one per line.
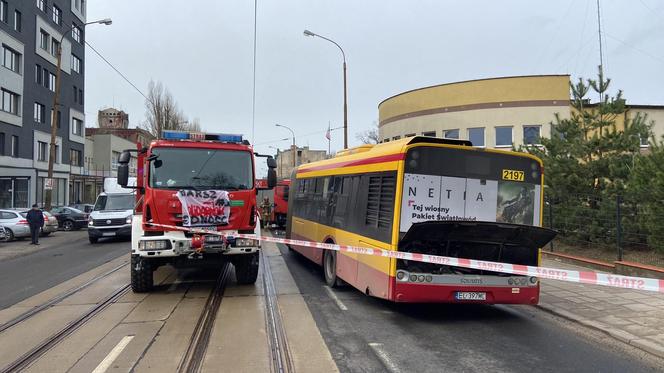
[285, 136, 556, 304]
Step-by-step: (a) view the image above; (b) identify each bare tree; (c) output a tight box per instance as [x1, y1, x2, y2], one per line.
[355, 121, 380, 144]
[142, 80, 198, 136]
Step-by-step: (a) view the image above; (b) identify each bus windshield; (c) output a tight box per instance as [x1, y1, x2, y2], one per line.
[399, 146, 542, 233]
[149, 148, 253, 190]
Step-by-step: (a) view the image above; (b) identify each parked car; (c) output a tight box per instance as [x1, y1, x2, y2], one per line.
[49, 207, 89, 231]
[0, 209, 31, 241]
[69, 203, 94, 214]
[17, 209, 58, 236]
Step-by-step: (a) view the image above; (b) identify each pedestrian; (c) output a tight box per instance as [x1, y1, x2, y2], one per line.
[26, 204, 44, 245]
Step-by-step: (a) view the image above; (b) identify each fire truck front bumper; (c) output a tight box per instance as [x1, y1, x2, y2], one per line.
[131, 230, 260, 258]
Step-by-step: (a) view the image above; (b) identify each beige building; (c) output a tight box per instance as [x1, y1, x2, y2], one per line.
[275, 146, 327, 179]
[378, 75, 664, 148]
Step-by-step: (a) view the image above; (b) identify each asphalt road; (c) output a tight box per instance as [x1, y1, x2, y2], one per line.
[277, 243, 662, 373]
[0, 230, 128, 309]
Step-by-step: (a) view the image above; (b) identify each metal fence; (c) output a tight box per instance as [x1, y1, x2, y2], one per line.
[543, 193, 664, 268]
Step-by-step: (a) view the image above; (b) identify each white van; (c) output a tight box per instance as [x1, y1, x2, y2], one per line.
[88, 178, 136, 244]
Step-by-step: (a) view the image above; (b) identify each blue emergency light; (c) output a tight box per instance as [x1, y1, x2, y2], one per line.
[162, 130, 243, 143]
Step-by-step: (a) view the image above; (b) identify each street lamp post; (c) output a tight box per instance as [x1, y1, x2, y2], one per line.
[44, 19, 112, 210]
[303, 29, 348, 149]
[275, 124, 296, 168]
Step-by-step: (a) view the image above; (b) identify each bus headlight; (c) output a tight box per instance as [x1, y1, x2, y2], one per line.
[529, 276, 538, 284]
[138, 240, 171, 251]
[234, 238, 257, 247]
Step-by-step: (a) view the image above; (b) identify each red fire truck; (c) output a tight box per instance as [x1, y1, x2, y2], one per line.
[117, 130, 276, 292]
[273, 179, 290, 228]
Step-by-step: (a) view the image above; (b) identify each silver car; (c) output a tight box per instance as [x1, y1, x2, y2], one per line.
[17, 209, 58, 236]
[0, 209, 32, 241]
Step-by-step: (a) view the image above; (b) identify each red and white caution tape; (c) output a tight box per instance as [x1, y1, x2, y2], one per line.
[147, 223, 664, 294]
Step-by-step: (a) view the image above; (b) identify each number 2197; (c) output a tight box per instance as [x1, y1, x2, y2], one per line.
[502, 169, 524, 181]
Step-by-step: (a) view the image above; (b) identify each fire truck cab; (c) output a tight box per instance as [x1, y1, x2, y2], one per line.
[117, 130, 276, 292]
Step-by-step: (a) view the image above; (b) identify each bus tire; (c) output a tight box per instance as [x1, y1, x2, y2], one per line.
[235, 253, 259, 285]
[323, 250, 343, 287]
[131, 256, 153, 293]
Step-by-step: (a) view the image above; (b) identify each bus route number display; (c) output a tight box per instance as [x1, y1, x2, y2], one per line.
[501, 169, 524, 182]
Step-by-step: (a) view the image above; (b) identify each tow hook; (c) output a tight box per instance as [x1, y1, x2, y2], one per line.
[188, 252, 203, 260]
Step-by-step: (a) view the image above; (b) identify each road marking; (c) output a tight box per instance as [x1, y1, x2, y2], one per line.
[92, 335, 135, 373]
[368, 343, 401, 373]
[323, 286, 348, 311]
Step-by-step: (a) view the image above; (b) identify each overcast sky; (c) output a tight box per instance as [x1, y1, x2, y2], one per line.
[85, 0, 664, 157]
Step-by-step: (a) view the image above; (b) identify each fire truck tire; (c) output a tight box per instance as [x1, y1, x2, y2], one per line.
[234, 253, 259, 285]
[131, 256, 153, 292]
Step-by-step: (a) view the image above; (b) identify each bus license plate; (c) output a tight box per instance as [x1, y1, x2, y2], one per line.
[502, 169, 525, 181]
[455, 292, 486, 301]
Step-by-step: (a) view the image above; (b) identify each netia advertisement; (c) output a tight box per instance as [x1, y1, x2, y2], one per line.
[399, 174, 540, 232]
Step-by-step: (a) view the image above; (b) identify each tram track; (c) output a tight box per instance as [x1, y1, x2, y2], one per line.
[0, 283, 131, 373]
[261, 237, 295, 373]
[0, 261, 129, 334]
[177, 262, 232, 373]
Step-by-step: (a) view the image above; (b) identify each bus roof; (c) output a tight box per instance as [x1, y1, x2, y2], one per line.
[296, 136, 541, 178]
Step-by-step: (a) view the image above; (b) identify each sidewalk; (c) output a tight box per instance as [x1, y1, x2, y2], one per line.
[539, 258, 664, 358]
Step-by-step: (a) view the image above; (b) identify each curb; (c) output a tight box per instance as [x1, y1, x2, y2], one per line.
[536, 302, 664, 359]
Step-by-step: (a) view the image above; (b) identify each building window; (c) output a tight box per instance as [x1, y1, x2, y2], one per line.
[35, 64, 42, 84]
[39, 29, 49, 50]
[72, 118, 83, 136]
[640, 135, 649, 148]
[72, 24, 82, 43]
[71, 54, 81, 73]
[50, 109, 61, 128]
[523, 125, 541, 145]
[0, 1, 7, 23]
[54, 144, 60, 163]
[52, 5, 61, 25]
[2, 45, 21, 74]
[48, 72, 56, 92]
[38, 141, 48, 161]
[34, 102, 45, 123]
[468, 127, 485, 147]
[495, 126, 513, 147]
[73, 86, 77, 103]
[78, 89, 83, 104]
[70, 149, 82, 167]
[0, 132, 4, 155]
[37, 0, 46, 12]
[11, 135, 18, 157]
[404, 133, 416, 137]
[443, 129, 459, 139]
[111, 151, 120, 170]
[1, 89, 19, 115]
[50, 39, 60, 57]
[422, 131, 436, 137]
[392, 136, 401, 141]
[13, 10, 20, 31]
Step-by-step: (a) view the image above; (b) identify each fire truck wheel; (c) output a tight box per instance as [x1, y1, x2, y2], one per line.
[234, 253, 259, 285]
[131, 256, 153, 292]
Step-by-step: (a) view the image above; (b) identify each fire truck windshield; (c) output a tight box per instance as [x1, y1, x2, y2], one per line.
[149, 147, 253, 190]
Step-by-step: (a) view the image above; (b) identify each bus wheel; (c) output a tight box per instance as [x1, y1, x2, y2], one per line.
[323, 250, 343, 287]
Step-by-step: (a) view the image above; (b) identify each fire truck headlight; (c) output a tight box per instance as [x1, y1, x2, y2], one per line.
[529, 276, 538, 285]
[234, 238, 257, 247]
[126, 215, 133, 224]
[138, 240, 171, 251]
